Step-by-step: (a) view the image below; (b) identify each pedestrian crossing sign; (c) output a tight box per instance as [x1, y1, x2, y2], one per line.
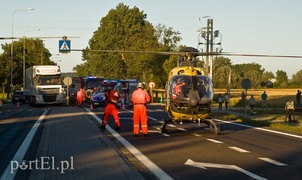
[59, 40, 71, 53]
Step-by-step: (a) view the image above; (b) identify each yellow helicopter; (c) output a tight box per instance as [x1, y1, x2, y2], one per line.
[160, 46, 220, 135]
[158, 47, 302, 135]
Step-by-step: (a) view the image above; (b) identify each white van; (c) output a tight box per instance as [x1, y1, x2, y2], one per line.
[114, 79, 138, 107]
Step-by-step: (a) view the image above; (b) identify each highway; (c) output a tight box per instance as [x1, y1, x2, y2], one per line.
[0, 104, 301, 180]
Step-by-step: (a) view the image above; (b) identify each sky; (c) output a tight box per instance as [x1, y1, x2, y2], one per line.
[1, 0, 302, 78]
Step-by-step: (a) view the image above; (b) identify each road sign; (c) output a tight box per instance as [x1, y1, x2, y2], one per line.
[241, 78, 252, 89]
[149, 82, 155, 88]
[59, 39, 71, 53]
[63, 77, 72, 86]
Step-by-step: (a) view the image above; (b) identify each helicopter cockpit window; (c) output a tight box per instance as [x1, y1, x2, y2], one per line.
[193, 76, 213, 99]
[170, 75, 213, 101]
[171, 76, 191, 99]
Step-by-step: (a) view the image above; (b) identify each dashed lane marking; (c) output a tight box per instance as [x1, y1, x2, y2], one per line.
[229, 146, 250, 153]
[207, 139, 223, 144]
[177, 128, 188, 131]
[192, 133, 202, 137]
[258, 157, 288, 166]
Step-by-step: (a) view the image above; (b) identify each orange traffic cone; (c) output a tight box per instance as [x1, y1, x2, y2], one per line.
[90, 103, 93, 110]
[17, 102, 20, 108]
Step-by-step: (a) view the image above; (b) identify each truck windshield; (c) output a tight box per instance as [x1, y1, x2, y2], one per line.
[37, 75, 62, 85]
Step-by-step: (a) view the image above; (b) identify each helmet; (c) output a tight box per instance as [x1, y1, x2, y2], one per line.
[137, 82, 144, 89]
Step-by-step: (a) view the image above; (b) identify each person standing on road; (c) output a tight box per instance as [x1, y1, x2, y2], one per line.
[224, 93, 229, 110]
[248, 95, 256, 115]
[132, 82, 150, 137]
[100, 89, 121, 130]
[296, 90, 301, 107]
[77, 88, 85, 106]
[0, 99, 3, 112]
[217, 94, 223, 111]
[240, 91, 246, 109]
[285, 97, 296, 122]
[261, 91, 268, 110]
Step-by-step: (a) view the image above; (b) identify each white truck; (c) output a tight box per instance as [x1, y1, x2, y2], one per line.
[26, 65, 66, 106]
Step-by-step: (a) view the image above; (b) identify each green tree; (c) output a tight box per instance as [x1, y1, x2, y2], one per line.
[275, 70, 288, 88]
[214, 56, 232, 70]
[0, 38, 52, 95]
[77, 3, 181, 88]
[291, 70, 302, 87]
[262, 71, 275, 82]
[260, 71, 275, 88]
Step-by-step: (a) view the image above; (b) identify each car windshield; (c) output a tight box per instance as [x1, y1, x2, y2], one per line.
[96, 85, 114, 93]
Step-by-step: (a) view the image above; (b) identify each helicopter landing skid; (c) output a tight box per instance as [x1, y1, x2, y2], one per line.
[160, 118, 170, 134]
[204, 118, 220, 135]
[160, 118, 220, 135]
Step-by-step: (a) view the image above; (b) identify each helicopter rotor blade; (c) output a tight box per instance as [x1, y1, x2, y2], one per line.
[217, 53, 302, 59]
[71, 49, 223, 56]
[70, 49, 302, 59]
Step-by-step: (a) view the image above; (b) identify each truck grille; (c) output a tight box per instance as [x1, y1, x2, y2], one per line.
[42, 95, 57, 102]
[39, 88, 60, 94]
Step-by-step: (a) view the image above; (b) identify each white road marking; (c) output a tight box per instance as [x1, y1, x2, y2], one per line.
[229, 146, 250, 153]
[185, 159, 267, 180]
[192, 133, 202, 137]
[214, 119, 302, 139]
[177, 128, 188, 131]
[85, 108, 173, 180]
[1, 109, 49, 180]
[148, 109, 164, 112]
[258, 157, 288, 166]
[167, 124, 176, 128]
[207, 139, 223, 144]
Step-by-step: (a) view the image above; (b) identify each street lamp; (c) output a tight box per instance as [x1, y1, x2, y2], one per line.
[23, 28, 40, 90]
[10, 8, 34, 97]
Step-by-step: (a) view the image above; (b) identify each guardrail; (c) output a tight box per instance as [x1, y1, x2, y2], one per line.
[149, 89, 165, 103]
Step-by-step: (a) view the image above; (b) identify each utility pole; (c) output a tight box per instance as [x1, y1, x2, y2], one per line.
[198, 17, 222, 80]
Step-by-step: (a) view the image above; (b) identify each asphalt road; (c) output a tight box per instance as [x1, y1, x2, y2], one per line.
[91, 105, 302, 180]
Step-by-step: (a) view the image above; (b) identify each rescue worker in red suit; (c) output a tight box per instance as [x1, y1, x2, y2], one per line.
[77, 88, 85, 106]
[132, 82, 151, 137]
[100, 89, 121, 130]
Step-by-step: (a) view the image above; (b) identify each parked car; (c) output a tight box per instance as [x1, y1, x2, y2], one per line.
[90, 80, 118, 108]
[12, 90, 29, 104]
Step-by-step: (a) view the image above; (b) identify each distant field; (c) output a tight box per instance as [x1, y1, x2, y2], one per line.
[214, 89, 300, 108]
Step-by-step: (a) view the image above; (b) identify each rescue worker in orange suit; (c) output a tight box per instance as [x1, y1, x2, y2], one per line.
[100, 89, 121, 130]
[132, 82, 151, 137]
[77, 88, 85, 106]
